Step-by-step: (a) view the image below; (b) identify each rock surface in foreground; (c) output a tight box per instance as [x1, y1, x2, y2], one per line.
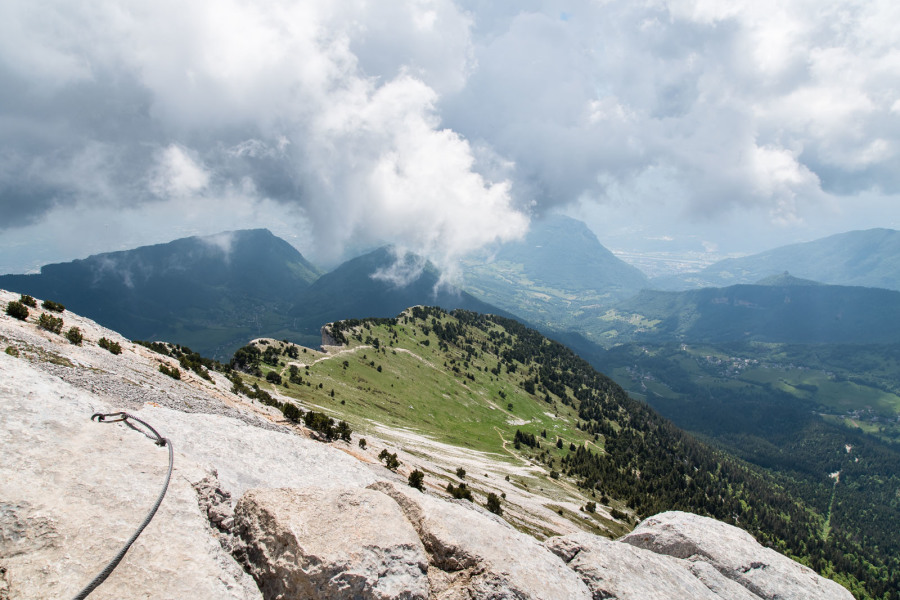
[369, 481, 592, 600]
[620, 511, 854, 600]
[234, 487, 429, 600]
[546, 532, 726, 600]
[0, 352, 260, 600]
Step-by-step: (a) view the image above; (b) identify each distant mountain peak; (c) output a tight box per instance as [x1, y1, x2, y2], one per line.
[0, 229, 322, 358]
[655, 227, 900, 292]
[755, 272, 823, 286]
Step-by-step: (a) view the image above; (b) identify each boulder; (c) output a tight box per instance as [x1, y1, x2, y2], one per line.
[620, 511, 853, 600]
[233, 487, 429, 600]
[545, 532, 724, 600]
[369, 481, 592, 600]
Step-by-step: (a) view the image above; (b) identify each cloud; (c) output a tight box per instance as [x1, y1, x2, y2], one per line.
[0, 0, 527, 271]
[445, 0, 900, 221]
[150, 145, 210, 198]
[1, 0, 898, 275]
[199, 231, 237, 263]
[370, 247, 428, 287]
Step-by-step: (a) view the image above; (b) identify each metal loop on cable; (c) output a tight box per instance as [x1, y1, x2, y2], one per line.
[91, 412, 168, 447]
[73, 412, 174, 599]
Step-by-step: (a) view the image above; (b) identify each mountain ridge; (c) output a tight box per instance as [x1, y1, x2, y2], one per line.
[654, 228, 900, 291]
[290, 245, 516, 336]
[461, 214, 650, 333]
[606, 280, 900, 344]
[0, 233, 518, 359]
[0, 228, 321, 358]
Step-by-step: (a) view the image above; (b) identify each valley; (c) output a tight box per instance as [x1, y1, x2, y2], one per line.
[3, 220, 900, 599]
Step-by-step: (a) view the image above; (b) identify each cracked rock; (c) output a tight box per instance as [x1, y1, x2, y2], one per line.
[369, 481, 591, 600]
[233, 487, 429, 600]
[620, 512, 852, 600]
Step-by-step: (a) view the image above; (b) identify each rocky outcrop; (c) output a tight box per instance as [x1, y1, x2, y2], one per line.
[546, 532, 725, 600]
[234, 487, 429, 600]
[0, 352, 261, 600]
[620, 512, 853, 600]
[369, 482, 592, 600]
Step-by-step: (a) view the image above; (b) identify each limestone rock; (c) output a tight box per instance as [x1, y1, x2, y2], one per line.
[545, 532, 723, 600]
[369, 481, 591, 600]
[0, 353, 260, 600]
[621, 511, 853, 600]
[134, 403, 379, 498]
[687, 561, 761, 600]
[195, 474, 235, 529]
[234, 487, 429, 600]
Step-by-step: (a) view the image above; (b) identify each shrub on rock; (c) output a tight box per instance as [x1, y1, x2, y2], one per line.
[5, 301, 28, 321]
[486, 492, 503, 515]
[408, 469, 425, 491]
[38, 313, 63, 334]
[159, 364, 181, 379]
[446, 482, 473, 501]
[282, 402, 302, 422]
[65, 327, 83, 345]
[98, 337, 122, 355]
[41, 299, 65, 312]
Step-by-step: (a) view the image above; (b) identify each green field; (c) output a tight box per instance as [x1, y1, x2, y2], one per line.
[249, 311, 593, 458]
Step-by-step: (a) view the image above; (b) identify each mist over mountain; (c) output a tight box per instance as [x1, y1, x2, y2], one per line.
[291, 246, 514, 335]
[0, 232, 515, 359]
[654, 228, 900, 291]
[461, 215, 649, 332]
[0, 229, 320, 359]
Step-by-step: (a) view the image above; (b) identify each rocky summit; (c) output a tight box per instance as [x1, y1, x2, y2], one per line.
[0, 289, 851, 600]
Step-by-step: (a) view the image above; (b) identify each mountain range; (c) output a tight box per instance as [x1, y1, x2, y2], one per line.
[654, 228, 900, 291]
[3, 222, 900, 358]
[602, 274, 900, 344]
[461, 214, 649, 332]
[0, 231, 511, 359]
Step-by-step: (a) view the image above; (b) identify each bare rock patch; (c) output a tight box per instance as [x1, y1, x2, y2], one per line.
[233, 487, 429, 600]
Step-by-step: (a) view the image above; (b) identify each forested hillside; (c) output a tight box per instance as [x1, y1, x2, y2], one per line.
[603, 281, 900, 344]
[0, 229, 321, 359]
[231, 307, 894, 599]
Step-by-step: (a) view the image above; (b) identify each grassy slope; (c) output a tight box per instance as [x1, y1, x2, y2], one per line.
[253, 312, 591, 458]
[234, 311, 635, 539]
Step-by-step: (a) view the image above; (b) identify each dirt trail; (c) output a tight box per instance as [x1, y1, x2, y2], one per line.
[313, 344, 372, 364]
[393, 347, 439, 370]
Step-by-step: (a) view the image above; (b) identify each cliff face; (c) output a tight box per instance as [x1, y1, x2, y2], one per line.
[0, 290, 851, 600]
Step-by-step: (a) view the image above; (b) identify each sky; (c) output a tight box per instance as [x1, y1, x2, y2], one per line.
[1, 0, 899, 276]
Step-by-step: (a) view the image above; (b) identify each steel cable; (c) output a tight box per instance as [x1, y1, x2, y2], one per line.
[72, 412, 173, 600]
